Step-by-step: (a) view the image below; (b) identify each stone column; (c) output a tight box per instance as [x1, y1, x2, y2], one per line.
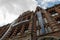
[31, 13, 37, 40]
[28, 13, 33, 32]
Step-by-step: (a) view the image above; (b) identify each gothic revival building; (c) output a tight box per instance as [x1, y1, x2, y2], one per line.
[0, 4, 60, 40]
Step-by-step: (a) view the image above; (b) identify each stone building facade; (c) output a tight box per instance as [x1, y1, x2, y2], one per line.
[0, 4, 60, 40]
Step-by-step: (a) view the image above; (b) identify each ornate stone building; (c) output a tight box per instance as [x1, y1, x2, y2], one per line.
[0, 4, 60, 40]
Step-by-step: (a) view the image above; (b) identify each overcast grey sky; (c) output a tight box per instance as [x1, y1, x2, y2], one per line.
[0, 0, 37, 26]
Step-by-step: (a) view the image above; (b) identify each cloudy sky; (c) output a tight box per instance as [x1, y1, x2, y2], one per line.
[36, 0, 60, 9]
[0, 0, 60, 26]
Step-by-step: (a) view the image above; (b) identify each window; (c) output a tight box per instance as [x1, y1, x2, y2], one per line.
[47, 27, 52, 33]
[56, 18, 60, 24]
[50, 10, 58, 17]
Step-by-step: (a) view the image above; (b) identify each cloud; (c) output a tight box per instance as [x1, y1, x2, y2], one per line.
[0, 0, 37, 26]
[0, 0, 37, 14]
[36, 0, 60, 9]
[0, 0, 60, 26]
